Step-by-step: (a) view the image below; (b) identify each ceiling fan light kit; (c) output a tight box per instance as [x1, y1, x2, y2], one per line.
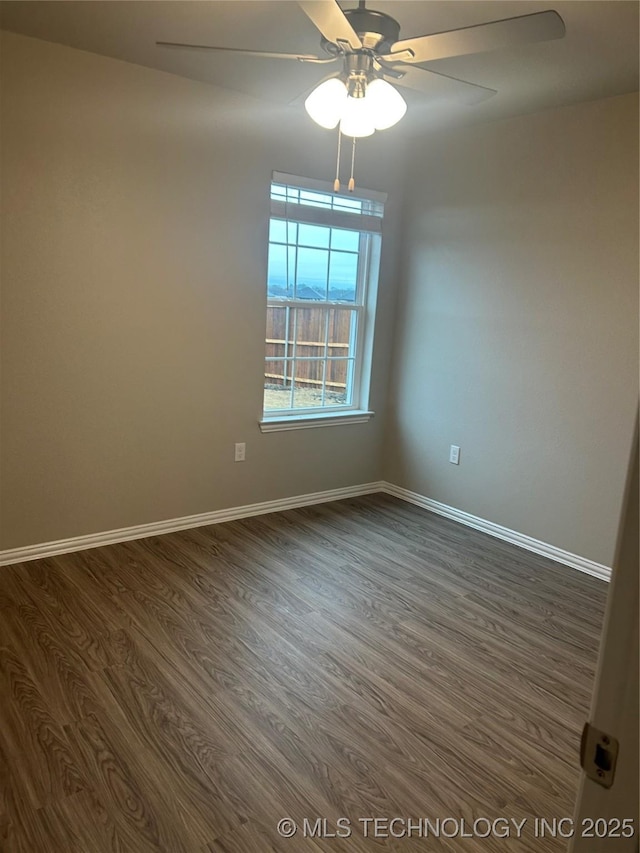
[337, 96, 376, 138]
[305, 76, 407, 136]
[157, 0, 565, 187]
[365, 79, 407, 130]
[304, 77, 348, 129]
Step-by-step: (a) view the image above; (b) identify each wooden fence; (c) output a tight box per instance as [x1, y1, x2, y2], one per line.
[265, 306, 352, 390]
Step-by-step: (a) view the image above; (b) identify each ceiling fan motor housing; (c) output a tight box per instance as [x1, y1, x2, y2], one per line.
[343, 53, 372, 97]
[322, 7, 401, 53]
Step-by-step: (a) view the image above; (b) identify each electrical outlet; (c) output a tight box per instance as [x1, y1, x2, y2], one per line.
[449, 445, 460, 465]
[234, 442, 246, 462]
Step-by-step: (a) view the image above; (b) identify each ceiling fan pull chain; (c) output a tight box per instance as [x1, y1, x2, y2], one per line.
[348, 135, 356, 192]
[334, 127, 342, 192]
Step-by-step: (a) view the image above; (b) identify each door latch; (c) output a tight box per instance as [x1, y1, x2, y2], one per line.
[580, 722, 619, 789]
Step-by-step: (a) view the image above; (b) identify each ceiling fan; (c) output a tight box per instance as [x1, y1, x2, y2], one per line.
[157, 0, 566, 137]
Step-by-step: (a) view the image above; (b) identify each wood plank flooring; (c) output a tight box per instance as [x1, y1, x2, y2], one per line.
[0, 495, 607, 851]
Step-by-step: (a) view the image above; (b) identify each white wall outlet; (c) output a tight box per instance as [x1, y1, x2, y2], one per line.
[449, 445, 460, 465]
[234, 442, 246, 462]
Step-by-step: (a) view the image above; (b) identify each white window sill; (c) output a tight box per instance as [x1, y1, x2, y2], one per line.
[259, 410, 375, 432]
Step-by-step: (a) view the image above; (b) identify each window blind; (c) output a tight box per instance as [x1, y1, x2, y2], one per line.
[271, 172, 386, 235]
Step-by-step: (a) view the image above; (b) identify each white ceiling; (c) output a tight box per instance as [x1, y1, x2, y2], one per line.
[1, 1, 638, 135]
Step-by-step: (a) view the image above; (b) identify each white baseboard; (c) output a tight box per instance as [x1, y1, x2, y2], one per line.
[1, 479, 611, 581]
[0, 481, 385, 567]
[380, 482, 611, 582]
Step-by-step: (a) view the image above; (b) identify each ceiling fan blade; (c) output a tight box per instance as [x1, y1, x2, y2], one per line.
[390, 65, 497, 105]
[156, 41, 338, 64]
[380, 10, 565, 64]
[297, 0, 363, 51]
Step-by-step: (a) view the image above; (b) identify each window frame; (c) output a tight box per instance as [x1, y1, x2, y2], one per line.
[259, 173, 385, 432]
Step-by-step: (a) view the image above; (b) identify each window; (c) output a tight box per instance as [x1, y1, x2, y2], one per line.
[260, 172, 385, 430]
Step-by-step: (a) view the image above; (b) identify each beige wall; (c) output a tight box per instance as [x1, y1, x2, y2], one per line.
[0, 32, 406, 549]
[385, 93, 638, 566]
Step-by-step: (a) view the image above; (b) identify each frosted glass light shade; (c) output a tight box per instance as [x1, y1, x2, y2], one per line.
[305, 75, 407, 136]
[339, 96, 375, 138]
[366, 78, 407, 130]
[304, 78, 348, 129]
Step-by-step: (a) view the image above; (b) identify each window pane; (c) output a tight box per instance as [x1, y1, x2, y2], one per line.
[271, 184, 299, 204]
[272, 180, 383, 217]
[263, 308, 354, 409]
[264, 359, 293, 410]
[328, 251, 358, 302]
[327, 307, 356, 358]
[291, 360, 327, 409]
[331, 228, 360, 252]
[281, 307, 356, 357]
[333, 196, 362, 213]
[299, 190, 332, 209]
[269, 219, 287, 243]
[296, 247, 328, 300]
[267, 244, 286, 296]
[267, 244, 295, 297]
[292, 307, 326, 359]
[268, 217, 297, 245]
[265, 305, 288, 359]
[270, 184, 287, 201]
[324, 359, 353, 406]
[266, 306, 294, 358]
[298, 223, 330, 249]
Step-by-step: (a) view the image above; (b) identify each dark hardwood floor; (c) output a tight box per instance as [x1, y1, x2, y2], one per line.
[0, 495, 607, 851]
